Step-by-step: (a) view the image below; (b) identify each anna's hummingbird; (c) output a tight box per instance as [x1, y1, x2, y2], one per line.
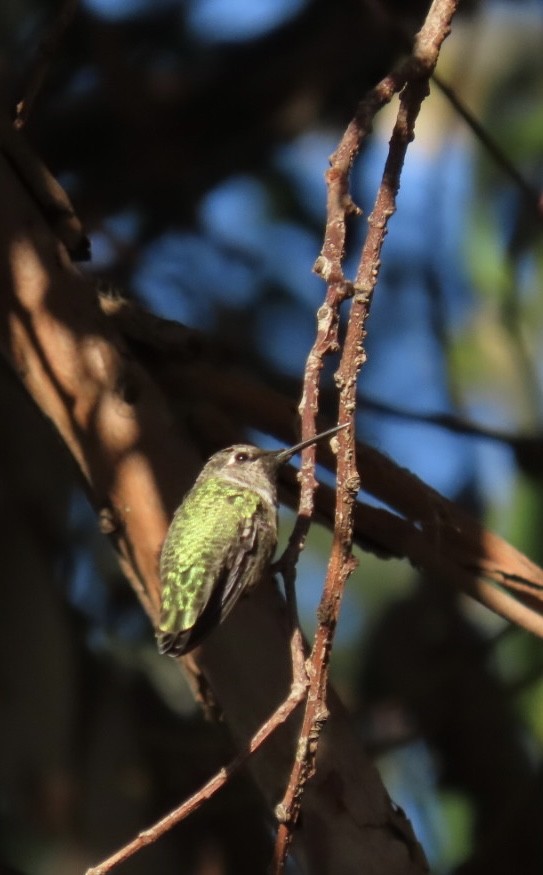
[157, 423, 347, 656]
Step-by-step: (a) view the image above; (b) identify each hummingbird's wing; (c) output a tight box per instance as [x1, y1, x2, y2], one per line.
[157, 478, 276, 656]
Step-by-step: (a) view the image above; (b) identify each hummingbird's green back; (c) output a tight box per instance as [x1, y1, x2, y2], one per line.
[158, 475, 277, 655]
[157, 424, 346, 656]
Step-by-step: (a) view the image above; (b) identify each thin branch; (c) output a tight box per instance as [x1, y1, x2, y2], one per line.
[433, 72, 543, 221]
[357, 393, 539, 443]
[85, 673, 307, 875]
[103, 291, 543, 451]
[272, 2, 460, 870]
[366, 0, 543, 221]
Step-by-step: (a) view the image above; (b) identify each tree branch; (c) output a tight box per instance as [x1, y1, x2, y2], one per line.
[0, 122, 427, 873]
[86, 649, 307, 875]
[271, 1, 460, 869]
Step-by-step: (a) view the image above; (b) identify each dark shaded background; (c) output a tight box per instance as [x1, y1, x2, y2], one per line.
[2, 0, 543, 872]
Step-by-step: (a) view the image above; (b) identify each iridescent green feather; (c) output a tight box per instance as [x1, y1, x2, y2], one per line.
[158, 476, 276, 649]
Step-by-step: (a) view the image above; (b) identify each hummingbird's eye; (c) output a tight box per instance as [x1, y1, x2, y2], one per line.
[234, 451, 250, 463]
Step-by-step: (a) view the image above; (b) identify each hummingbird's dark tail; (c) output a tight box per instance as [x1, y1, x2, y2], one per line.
[156, 629, 191, 657]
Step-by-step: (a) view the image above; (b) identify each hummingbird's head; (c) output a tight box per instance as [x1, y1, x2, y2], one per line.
[197, 444, 284, 504]
[197, 423, 348, 502]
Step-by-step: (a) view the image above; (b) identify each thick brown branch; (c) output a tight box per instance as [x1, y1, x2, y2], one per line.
[0, 128, 427, 874]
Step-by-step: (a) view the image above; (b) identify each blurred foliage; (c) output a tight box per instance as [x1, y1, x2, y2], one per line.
[2, 0, 543, 873]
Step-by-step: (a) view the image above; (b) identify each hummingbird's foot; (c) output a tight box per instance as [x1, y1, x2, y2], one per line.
[269, 558, 282, 577]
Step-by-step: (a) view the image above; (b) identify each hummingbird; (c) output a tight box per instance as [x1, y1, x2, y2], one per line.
[157, 423, 347, 656]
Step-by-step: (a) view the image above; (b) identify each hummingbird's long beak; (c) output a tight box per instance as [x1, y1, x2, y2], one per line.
[272, 422, 349, 465]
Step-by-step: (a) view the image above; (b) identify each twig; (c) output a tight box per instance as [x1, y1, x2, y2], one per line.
[85, 671, 307, 875]
[14, 0, 79, 130]
[272, 1, 460, 870]
[366, 0, 543, 220]
[433, 72, 543, 221]
[276, 0, 410, 577]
